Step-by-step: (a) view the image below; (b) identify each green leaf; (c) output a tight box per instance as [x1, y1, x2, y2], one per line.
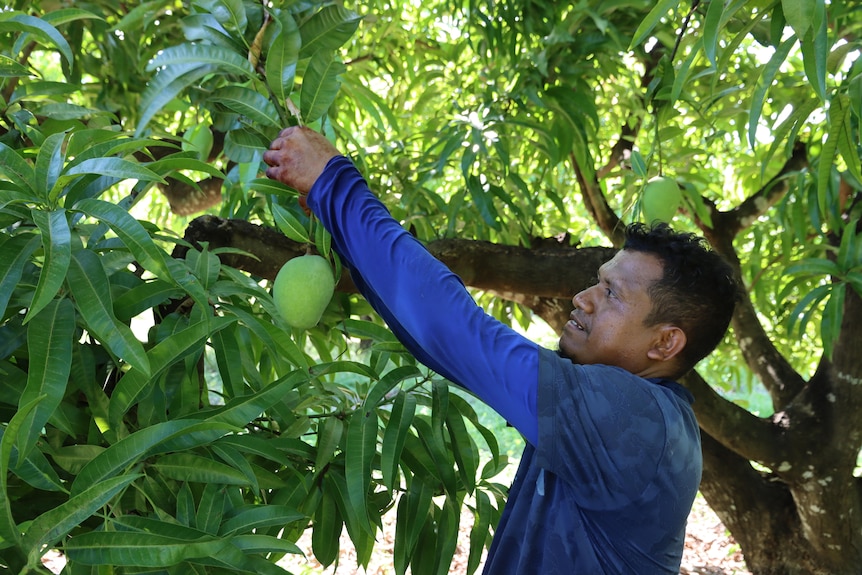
[218, 504, 305, 536]
[25, 209, 71, 325]
[313, 478, 343, 566]
[0, 54, 30, 77]
[136, 63, 216, 135]
[34, 131, 67, 199]
[748, 35, 795, 148]
[629, 0, 678, 50]
[153, 453, 252, 485]
[702, 0, 724, 67]
[0, 234, 42, 317]
[344, 405, 378, 534]
[70, 419, 234, 496]
[72, 198, 172, 280]
[209, 86, 281, 127]
[17, 298, 75, 459]
[229, 533, 303, 555]
[300, 52, 346, 125]
[0, 13, 74, 69]
[298, 4, 361, 59]
[266, 11, 301, 107]
[0, 142, 36, 195]
[67, 249, 150, 373]
[64, 530, 230, 567]
[314, 415, 344, 471]
[782, 0, 816, 40]
[271, 201, 310, 243]
[381, 391, 416, 491]
[22, 474, 141, 567]
[821, 282, 845, 358]
[394, 477, 433, 575]
[467, 490, 493, 575]
[800, 2, 828, 102]
[107, 317, 233, 427]
[147, 43, 255, 77]
[0, 395, 45, 546]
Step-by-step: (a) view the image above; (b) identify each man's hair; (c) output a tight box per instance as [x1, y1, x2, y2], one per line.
[623, 222, 741, 375]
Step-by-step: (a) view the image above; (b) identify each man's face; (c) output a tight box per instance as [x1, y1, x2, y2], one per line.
[559, 249, 669, 376]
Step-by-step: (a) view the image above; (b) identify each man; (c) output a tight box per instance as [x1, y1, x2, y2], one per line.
[263, 126, 740, 574]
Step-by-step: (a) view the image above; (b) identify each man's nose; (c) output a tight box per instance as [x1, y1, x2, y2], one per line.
[572, 288, 591, 311]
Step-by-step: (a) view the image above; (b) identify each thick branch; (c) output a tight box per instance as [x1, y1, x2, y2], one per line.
[699, 143, 810, 409]
[181, 216, 616, 299]
[681, 370, 784, 467]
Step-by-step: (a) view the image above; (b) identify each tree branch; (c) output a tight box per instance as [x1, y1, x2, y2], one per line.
[698, 142, 810, 409]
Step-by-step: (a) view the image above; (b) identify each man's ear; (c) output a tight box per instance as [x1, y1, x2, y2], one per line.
[647, 325, 686, 363]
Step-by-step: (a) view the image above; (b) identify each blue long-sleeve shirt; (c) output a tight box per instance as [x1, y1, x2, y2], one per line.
[307, 156, 702, 574]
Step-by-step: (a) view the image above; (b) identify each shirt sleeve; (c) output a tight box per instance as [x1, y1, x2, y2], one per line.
[306, 156, 540, 444]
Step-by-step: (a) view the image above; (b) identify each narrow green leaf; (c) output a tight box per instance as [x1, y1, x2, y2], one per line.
[467, 490, 493, 575]
[0, 142, 36, 194]
[154, 453, 251, 485]
[34, 131, 67, 199]
[266, 11, 301, 107]
[629, 0, 678, 49]
[147, 43, 255, 77]
[137, 63, 216, 135]
[229, 534, 303, 555]
[67, 249, 150, 373]
[271, 201, 310, 243]
[364, 366, 422, 411]
[195, 482, 226, 535]
[0, 395, 45, 546]
[71, 419, 233, 496]
[0, 54, 30, 77]
[786, 257, 841, 278]
[22, 474, 141, 565]
[8, 441, 66, 492]
[18, 298, 74, 459]
[702, 0, 724, 67]
[0, 229, 35, 312]
[782, 0, 815, 39]
[218, 504, 305, 536]
[393, 477, 433, 575]
[313, 479, 343, 566]
[298, 4, 361, 59]
[748, 36, 795, 148]
[381, 391, 416, 491]
[64, 530, 230, 567]
[0, 13, 74, 68]
[107, 317, 231, 427]
[211, 443, 259, 493]
[300, 52, 346, 125]
[821, 282, 845, 358]
[800, 3, 828, 102]
[62, 157, 165, 187]
[25, 209, 71, 324]
[446, 400, 479, 493]
[314, 416, 344, 471]
[817, 97, 845, 220]
[210, 85, 280, 127]
[344, 406, 378, 534]
[73, 198, 172, 280]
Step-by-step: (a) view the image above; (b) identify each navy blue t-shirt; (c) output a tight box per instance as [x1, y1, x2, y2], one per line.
[306, 156, 702, 574]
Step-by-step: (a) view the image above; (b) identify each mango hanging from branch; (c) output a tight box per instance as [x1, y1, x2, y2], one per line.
[272, 254, 335, 329]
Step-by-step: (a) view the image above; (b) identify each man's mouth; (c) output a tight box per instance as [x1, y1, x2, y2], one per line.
[569, 313, 587, 333]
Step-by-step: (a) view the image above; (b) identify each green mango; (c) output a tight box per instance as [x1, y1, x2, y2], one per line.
[273, 254, 335, 329]
[642, 176, 682, 223]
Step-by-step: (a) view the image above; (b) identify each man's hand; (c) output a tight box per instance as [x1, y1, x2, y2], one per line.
[263, 126, 340, 195]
